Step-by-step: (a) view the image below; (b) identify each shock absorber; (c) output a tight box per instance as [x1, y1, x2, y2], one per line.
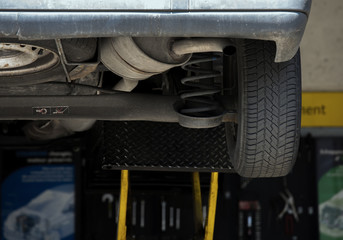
[175, 54, 225, 128]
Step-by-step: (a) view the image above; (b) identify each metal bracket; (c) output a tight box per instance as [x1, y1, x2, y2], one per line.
[55, 39, 100, 66]
[55, 39, 72, 83]
[54, 39, 100, 81]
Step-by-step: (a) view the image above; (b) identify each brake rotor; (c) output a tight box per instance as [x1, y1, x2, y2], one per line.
[0, 43, 59, 76]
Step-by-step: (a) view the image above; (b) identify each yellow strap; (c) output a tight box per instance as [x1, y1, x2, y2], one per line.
[204, 172, 219, 240]
[117, 170, 129, 240]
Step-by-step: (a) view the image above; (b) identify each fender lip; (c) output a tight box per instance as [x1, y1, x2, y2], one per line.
[0, 11, 308, 62]
[0, 0, 312, 16]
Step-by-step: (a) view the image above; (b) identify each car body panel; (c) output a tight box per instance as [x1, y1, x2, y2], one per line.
[0, 0, 311, 62]
[0, 0, 311, 15]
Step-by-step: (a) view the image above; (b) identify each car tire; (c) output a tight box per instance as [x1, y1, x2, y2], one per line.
[0, 38, 97, 87]
[226, 39, 301, 178]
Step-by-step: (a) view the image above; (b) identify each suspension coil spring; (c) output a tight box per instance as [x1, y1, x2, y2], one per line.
[176, 54, 224, 128]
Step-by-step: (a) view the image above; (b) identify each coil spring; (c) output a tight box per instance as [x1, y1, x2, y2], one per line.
[179, 54, 223, 118]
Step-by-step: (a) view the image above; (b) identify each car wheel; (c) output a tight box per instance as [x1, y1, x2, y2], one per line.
[0, 38, 97, 86]
[226, 39, 301, 178]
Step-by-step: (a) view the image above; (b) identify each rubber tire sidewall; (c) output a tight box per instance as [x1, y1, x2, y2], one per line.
[226, 40, 301, 178]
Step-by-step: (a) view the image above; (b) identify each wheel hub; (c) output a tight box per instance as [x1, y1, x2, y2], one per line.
[0, 43, 59, 76]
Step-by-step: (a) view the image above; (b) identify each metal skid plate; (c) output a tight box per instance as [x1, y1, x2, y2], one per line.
[101, 121, 233, 172]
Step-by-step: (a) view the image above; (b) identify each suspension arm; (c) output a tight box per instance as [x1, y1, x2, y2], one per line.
[0, 94, 236, 125]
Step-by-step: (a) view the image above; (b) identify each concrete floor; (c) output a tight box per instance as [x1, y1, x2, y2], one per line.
[301, 0, 343, 91]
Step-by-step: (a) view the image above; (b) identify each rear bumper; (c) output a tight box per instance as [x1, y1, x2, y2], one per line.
[0, 0, 312, 14]
[0, 0, 311, 62]
[0, 11, 308, 62]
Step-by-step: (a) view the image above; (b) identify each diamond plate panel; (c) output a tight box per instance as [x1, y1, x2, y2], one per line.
[101, 121, 233, 172]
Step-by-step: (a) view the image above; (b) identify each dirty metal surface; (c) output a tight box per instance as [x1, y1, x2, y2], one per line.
[101, 121, 234, 172]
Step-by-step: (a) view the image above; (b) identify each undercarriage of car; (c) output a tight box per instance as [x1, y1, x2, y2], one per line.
[0, 0, 311, 178]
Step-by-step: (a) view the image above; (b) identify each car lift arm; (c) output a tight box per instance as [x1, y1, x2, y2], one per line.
[116, 170, 219, 240]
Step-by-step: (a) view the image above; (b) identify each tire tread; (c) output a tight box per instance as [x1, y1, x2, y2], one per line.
[235, 39, 301, 178]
